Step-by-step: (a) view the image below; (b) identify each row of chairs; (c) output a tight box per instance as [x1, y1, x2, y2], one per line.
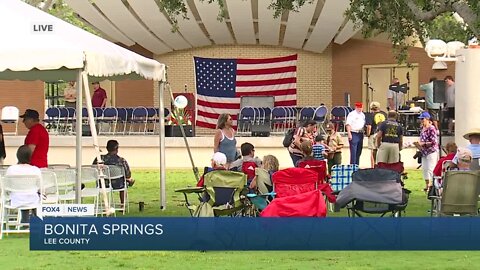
[237, 105, 354, 136]
[0, 165, 129, 238]
[44, 106, 171, 135]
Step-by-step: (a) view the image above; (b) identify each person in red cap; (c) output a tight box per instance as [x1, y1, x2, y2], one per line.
[20, 109, 49, 168]
[345, 102, 365, 165]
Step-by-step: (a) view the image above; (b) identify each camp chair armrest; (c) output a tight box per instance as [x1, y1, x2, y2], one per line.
[174, 187, 205, 194]
[246, 192, 276, 198]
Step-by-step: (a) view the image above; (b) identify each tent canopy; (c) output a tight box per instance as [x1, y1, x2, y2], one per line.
[0, 0, 166, 82]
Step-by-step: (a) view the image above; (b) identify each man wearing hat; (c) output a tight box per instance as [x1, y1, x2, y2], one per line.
[453, 128, 480, 165]
[346, 102, 366, 165]
[365, 101, 387, 167]
[20, 109, 49, 168]
[91, 81, 107, 108]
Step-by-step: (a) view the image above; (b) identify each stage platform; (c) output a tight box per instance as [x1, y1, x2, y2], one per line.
[3, 135, 454, 169]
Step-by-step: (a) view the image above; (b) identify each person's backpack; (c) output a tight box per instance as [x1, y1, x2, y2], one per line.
[282, 128, 296, 147]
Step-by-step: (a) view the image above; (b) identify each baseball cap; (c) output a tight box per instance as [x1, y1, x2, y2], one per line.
[418, 111, 431, 119]
[370, 101, 380, 109]
[355, 102, 363, 108]
[212, 152, 227, 166]
[457, 147, 473, 162]
[19, 109, 39, 120]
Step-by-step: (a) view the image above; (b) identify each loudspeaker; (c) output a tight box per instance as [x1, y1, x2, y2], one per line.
[433, 80, 446, 103]
[251, 124, 270, 137]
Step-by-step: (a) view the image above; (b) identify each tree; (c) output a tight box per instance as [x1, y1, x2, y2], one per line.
[346, 0, 479, 62]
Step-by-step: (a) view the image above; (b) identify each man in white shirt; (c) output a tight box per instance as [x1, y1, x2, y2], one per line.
[346, 102, 366, 165]
[387, 78, 404, 110]
[6, 145, 42, 223]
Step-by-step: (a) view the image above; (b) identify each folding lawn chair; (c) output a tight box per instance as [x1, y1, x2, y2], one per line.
[175, 170, 248, 217]
[430, 170, 480, 217]
[335, 168, 409, 217]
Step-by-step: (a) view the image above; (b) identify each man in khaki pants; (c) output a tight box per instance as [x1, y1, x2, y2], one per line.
[376, 111, 403, 163]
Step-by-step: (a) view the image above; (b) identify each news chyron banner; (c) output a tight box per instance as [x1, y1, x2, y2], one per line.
[30, 217, 480, 250]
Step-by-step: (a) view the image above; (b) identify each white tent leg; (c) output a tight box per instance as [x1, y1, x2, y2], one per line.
[82, 73, 113, 215]
[159, 81, 166, 209]
[75, 69, 83, 203]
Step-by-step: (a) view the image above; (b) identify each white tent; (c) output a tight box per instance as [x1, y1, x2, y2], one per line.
[0, 0, 168, 210]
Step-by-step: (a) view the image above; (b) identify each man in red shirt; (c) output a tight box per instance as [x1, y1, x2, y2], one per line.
[20, 109, 49, 168]
[91, 82, 107, 108]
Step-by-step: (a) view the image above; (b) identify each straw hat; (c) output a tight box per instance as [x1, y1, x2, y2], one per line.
[463, 128, 480, 140]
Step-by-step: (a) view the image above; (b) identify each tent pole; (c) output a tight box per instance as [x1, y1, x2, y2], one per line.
[159, 80, 166, 210]
[75, 69, 83, 203]
[82, 74, 113, 215]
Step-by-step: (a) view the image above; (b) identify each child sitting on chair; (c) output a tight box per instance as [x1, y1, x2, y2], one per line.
[249, 155, 279, 190]
[229, 142, 262, 185]
[196, 152, 227, 187]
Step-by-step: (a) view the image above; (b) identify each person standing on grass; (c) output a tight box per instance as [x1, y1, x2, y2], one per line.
[414, 112, 438, 192]
[326, 122, 343, 174]
[346, 102, 365, 165]
[213, 113, 237, 166]
[288, 119, 317, 166]
[365, 101, 386, 167]
[20, 109, 49, 168]
[376, 110, 403, 164]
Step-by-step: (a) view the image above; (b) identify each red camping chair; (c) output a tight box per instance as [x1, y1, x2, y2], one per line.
[260, 189, 327, 217]
[297, 159, 328, 184]
[375, 162, 407, 182]
[272, 167, 318, 198]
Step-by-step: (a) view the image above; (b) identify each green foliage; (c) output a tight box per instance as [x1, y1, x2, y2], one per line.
[427, 12, 473, 43]
[347, 0, 479, 63]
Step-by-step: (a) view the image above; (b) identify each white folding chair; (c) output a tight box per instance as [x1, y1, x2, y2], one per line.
[40, 170, 59, 205]
[1, 174, 42, 238]
[53, 168, 76, 203]
[1, 106, 19, 135]
[106, 165, 129, 214]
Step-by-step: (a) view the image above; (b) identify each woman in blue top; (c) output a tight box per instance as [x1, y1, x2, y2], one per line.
[214, 113, 237, 165]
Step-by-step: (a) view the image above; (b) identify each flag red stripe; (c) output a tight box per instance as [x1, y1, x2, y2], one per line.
[236, 77, 296, 87]
[236, 66, 296, 75]
[198, 111, 238, 120]
[196, 121, 217, 129]
[235, 89, 297, 97]
[197, 99, 241, 109]
[275, 100, 297, 106]
[237, 54, 298, 64]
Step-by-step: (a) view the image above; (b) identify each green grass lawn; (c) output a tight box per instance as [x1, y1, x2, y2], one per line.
[0, 169, 479, 270]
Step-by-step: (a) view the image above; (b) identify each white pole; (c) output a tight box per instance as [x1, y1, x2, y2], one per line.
[455, 48, 480, 146]
[82, 74, 113, 215]
[159, 80, 166, 209]
[75, 69, 82, 203]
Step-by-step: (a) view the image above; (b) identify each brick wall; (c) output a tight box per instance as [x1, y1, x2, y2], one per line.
[115, 80, 155, 107]
[0, 80, 44, 135]
[154, 45, 333, 135]
[332, 39, 455, 106]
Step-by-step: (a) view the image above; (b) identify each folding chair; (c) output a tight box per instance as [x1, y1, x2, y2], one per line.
[105, 165, 129, 214]
[1, 106, 19, 135]
[1, 174, 42, 238]
[299, 107, 315, 122]
[43, 107, 60, 134]
[129, 107, 148, 134]
[430, 170, 480, 217]
[329, 164, 359, 211]
[175, 170, 247, 217]
[98, 107, 118, 135]
[330, 106, 348, 134]
[40, 170, 59, 205]
[338, 168, 408, 217]
[237, 106, 255, 136]
[271, 107, 288, 135]
[313, 106, 328, 134]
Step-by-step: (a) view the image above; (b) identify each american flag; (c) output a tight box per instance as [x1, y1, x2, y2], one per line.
[194, 54, 297, 129]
